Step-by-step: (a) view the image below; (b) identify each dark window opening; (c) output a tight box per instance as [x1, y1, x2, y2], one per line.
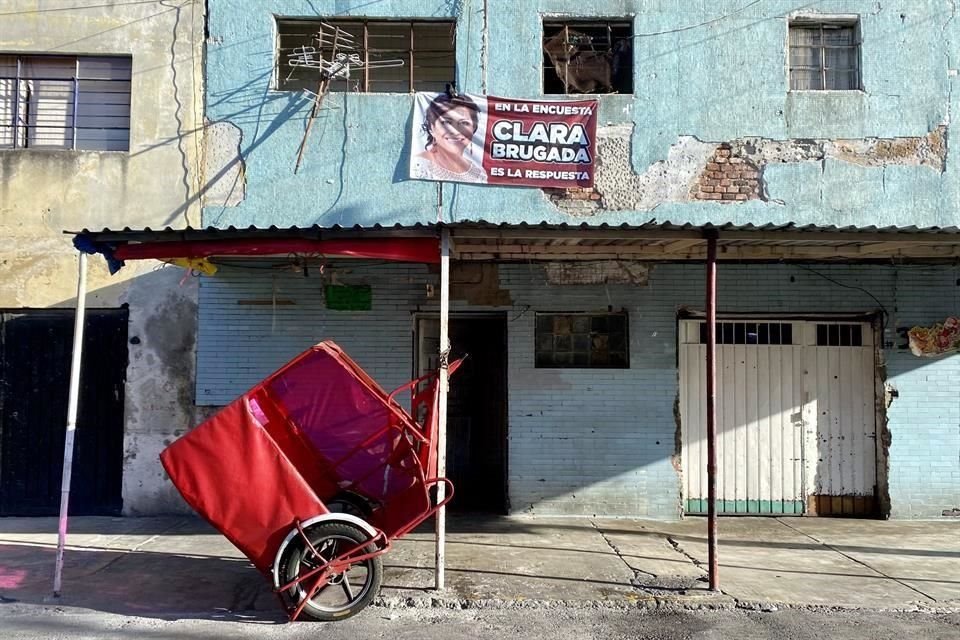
[276, 18, 456, 93]
[816, 323, 863, 347]
[699, 322, 794, 345]
[535, 312, 628, 368]
[542, 20, 633, 94]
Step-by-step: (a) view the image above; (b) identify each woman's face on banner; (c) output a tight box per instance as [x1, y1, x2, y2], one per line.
[431, 106, 477, 155]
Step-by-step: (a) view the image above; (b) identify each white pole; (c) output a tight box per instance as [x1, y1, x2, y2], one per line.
[53, 251, 88, 598]
[434, 228, 451, 590]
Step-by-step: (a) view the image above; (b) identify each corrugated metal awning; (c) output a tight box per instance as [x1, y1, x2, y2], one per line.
[69, 221, 960, 262]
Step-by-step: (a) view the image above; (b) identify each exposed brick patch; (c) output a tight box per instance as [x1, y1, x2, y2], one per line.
[542, 185, 604, 216]
[690, 144, 763, 203]
[543, 186, 603, 201]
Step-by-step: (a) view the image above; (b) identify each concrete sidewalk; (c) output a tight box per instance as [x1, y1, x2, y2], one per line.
[0, 516, 957, 620]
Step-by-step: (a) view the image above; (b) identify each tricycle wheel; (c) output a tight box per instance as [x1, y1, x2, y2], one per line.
[278, 521, 383, 621]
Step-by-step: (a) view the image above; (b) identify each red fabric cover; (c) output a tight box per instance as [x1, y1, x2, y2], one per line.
[161, 341, 452, 564]
[159, 398, 328, 575]
[263, 344, 429, 538]
[114, 237, 440, 263]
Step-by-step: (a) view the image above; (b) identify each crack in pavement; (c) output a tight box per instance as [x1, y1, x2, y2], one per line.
[589, 520, 657, 583]
[665, 535, 706, 572]
[775, 518, 938, 604]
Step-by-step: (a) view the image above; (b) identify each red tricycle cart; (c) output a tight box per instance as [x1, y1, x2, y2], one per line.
[160, 341, 460, 621]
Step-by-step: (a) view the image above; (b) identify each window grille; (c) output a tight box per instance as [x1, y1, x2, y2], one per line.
[535, 312, 629, 368]
[698, 322, 795, 346]
[815, 323, 863, 347]
[789, 20, 861, 91]
[0, 55, 131, 151]
[542, 20, 633, 95]
[276, 19, 455, 93]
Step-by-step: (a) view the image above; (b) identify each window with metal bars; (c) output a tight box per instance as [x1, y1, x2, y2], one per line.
[698, 322, 795, 345]
[815, 323, 864, 347]
[276, 18, 456, 93]
[0, 55, 131, 151]
[535, 312, 629, 368]
[789, 19, 861, 91]
[542, 20, 633, 94]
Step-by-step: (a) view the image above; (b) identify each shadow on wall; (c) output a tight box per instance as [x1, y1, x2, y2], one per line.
[0, 266, 200, 518]
[20, 255, 957, 523]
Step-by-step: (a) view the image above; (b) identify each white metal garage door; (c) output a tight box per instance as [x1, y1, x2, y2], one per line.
[679, 319, 878, 516]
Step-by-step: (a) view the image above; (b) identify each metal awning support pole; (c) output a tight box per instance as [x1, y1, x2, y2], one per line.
[53, 250, 88, 598]
[705, 232, 720, 592]
[434, 228, 451, 590]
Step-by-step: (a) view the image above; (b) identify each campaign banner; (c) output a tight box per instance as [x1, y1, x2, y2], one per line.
[410, 92, 598, 188]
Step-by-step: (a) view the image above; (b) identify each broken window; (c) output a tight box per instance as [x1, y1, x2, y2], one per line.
[789, 19, 861, 91]
[0, 55, 131, 151]
[535, 312, 629, 368]
[276, 18, 456, 93]
[542, 20, 633, 95]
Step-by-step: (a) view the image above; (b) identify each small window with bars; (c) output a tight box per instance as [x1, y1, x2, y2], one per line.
[535, 312, 629, 368]
[816, 323, 863, 347]
[0, 55, 131, 151]
[542, 20, 633, 94]
[276, 19, 456, 93]
[699, 322, 795, 345]
[789, 19, 861, 91]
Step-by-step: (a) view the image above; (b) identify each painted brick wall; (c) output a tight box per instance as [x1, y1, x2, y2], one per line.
[197, 261, 959, 519]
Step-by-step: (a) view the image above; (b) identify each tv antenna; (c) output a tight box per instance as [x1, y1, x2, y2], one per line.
[289, 23, 405, 173]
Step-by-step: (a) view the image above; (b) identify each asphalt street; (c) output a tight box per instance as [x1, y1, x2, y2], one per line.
[1, 604, 959, 640]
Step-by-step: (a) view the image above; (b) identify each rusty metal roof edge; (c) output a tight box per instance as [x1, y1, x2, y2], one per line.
[67, 220, 960, 238]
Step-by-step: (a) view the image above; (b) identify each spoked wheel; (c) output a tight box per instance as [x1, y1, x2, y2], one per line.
[278, 521, 383, 622]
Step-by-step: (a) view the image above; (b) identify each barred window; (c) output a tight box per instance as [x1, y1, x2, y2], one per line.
[816, 323, 863, 347]
[276, 18, 456, 93]
[0, 55, 131, 151]
[789, 19, 861, 91]
[542, 20, 633, 95]
[535, 312, 629, 368]
[699, 322, 795, 345]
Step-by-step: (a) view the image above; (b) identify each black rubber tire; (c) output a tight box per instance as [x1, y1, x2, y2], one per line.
[278, 521, 382, 622]
[327, 492, 375, 520]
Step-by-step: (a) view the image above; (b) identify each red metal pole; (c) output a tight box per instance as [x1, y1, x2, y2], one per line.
[705, 233, 719, 591]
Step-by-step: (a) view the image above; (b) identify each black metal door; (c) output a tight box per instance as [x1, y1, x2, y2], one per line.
[0, 309, 127, 516]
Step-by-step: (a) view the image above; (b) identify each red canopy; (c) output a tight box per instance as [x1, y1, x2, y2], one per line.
[113, 237, 440, 263]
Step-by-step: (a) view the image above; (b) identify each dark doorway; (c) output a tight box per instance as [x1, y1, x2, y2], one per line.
[0, 309, 128, 516]
[417, 316, 508, 513]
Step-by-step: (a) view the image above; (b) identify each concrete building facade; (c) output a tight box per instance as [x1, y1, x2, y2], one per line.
[0, 1, 204, 515]
[6, 1, 958, 519]
[188, 0, 960, 520]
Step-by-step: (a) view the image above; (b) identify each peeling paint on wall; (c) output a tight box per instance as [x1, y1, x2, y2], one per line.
[203, 120, 246, 208]
[1, 0, 206, 516]
[450, 263, 513, 305]
[545, 125, 949, 215]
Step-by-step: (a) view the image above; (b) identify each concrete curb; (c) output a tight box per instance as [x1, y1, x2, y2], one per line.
[374, 594, 960, 615]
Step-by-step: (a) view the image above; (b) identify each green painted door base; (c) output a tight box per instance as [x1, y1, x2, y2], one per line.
[685, 499, 805, 515]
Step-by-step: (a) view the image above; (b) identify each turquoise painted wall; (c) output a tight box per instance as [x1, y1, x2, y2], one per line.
[196, 261, 960, 518]
[203, 0, 960, 229]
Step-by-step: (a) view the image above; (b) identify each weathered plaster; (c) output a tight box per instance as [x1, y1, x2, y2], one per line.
[550, 127, 948, 215]
[204, 0, 960, 230]
[203, 120, 246, 207]
[0, 1, 205, 514]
